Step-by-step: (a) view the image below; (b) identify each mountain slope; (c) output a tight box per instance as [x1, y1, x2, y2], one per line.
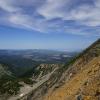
[22, 39, 100, 100]
[1, 39, 99, 100]
[43, 39, 100, 100]
[45, 57, 100, 100]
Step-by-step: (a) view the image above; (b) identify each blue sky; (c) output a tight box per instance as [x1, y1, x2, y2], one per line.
[0, 0, 99, 51]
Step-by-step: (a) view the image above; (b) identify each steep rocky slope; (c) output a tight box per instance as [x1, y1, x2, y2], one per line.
[43, 39, 100, 100]
[44, 57, 100, 100]
[0, 63, 62, 100]
[23, 39, 100, 100]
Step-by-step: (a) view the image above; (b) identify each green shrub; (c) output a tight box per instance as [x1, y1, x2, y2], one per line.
[0, 75, 22, 95]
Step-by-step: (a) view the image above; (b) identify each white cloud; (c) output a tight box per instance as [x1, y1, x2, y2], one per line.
[37, 0, 70, 19]
[66, 1, 100, 27]
[8, 13, 48, 32]
[38, 0, 100, 27]
[0, 0, 100, 36]
[9, 14, 34, 29]
[0, 0, 20, 12]
[0, 0, 51, 32]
